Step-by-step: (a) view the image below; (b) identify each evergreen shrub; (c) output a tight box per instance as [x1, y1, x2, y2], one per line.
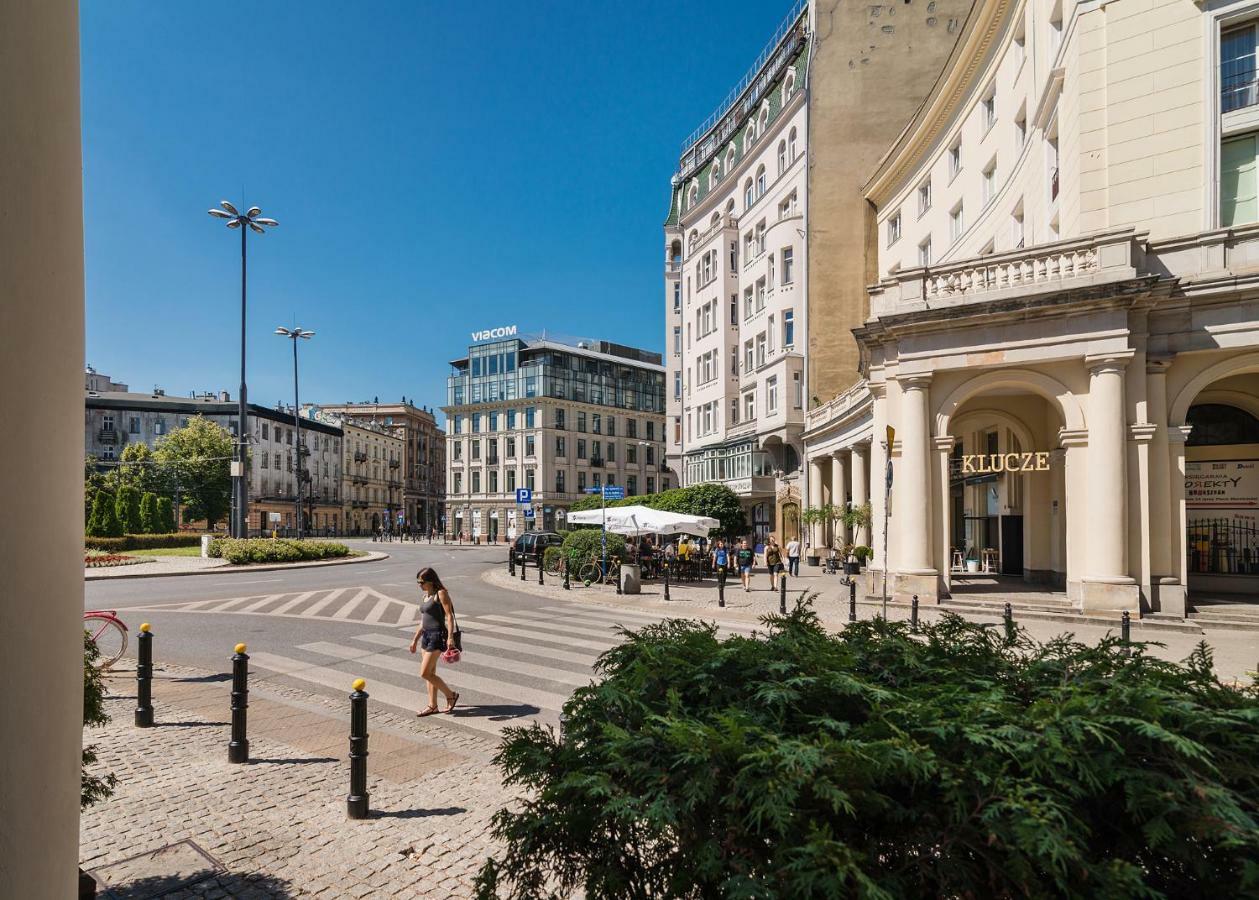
[209, 538, 351, 565]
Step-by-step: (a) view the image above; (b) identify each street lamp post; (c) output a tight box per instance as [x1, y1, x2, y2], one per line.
[276, 327, 315, 538]
[208, 201, 278, 537]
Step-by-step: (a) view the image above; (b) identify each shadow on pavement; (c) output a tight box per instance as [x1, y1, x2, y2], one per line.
[451, 703, 540, 721]
[373, 806, 467, 819]
[100, 870, 296, 900]
[153, 721, 228, 728]
[247, 756, 338, 766]
[171, 673, 232, 683]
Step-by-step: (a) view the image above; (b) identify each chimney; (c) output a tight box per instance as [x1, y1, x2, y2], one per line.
[220, 390, 230, 402]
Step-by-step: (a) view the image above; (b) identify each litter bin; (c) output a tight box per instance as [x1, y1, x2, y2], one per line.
[201, 534, 214, 558]
[620, 563, 641, 595]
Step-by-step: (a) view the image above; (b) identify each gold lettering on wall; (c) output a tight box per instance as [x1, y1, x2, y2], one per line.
[959, 452, 1052, 473]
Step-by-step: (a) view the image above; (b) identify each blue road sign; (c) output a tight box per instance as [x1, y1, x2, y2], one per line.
[584, 487, 602, 494]
[523, 505, 535, 519]
[603, 485, 625, 500]
[515, 488, 532, 504]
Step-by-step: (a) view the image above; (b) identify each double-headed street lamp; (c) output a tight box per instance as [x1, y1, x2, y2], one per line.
[208, 200, 278, 537]
[276, 327, 314, 538]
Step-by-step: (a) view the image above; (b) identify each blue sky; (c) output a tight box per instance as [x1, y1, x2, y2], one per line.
[81, 1, 793, 420]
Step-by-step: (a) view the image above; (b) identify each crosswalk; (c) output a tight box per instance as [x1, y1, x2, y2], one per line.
[139, 592, 760, 739]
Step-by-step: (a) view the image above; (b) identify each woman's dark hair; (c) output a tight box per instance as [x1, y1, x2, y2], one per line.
[416, 567, 444, 591]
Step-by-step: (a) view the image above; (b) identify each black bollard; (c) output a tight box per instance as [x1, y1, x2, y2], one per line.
[1121, 609, 1131, 644]
[718, 576, 725, 608]
[1003, 603, 1014, 643]
[615, 567, 622, 595]
[664, 564, 671, 602]
[508, 552, 515, 577]
[563, 562, 570, 590]
[911, 595, 919, 631]
[134, 622, 154, 728]
[538, 559, 544, 585]
[779, 575, 787, 614]
[347, 678, 370, 820]
[228, 643, 249, 764]
[520, 555, 527, 582]
[848, 579, 857, 623]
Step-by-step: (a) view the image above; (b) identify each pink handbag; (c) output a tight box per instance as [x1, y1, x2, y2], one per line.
[441, 647, 461, 664]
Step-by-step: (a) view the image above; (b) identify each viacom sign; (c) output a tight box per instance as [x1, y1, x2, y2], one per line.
[471, 325, 519, 342]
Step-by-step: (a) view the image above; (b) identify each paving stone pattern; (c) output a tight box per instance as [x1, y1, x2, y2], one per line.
[82, 664, 518, 899]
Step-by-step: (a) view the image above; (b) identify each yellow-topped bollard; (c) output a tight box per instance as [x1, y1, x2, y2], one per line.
[352, 678, 366, 692]
[234, 642, 247, 655]
[229, 642, 250, 763]
[139, 622, 151, 633]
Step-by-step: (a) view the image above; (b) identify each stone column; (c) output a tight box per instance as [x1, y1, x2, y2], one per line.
[897, 375, 936, 576]
[1145, 359, 1182, 613]
[831, 450, 848, 547]
[0, 2, 85, 894]
[934, 436, 956, 597]
[808, 456, 824, 550]
[1165, 425, 1193, 616]
[850, 442, 869, 547]
[1082, 354, 1139, 610]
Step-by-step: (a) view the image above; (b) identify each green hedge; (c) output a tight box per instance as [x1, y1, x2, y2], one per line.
[85, 533, 205, 552]
[560, 529, 626, 571]
[209, 538, 351, 565]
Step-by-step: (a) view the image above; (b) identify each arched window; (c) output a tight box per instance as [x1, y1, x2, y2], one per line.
[726, 147, 736, 173]
[758, 104, 770, 135]
[710, 212, 721, 229]
[777, 140, 787, 176]
[746, 123, 756, 146]
[743, 178, 754, 210]
[687, 230, 699, 254]
[755, 165, 767, 198]
[789, 127, 797, 162]
[711, 159, 721, 184]
[725, 198, 735, 217]
[783, 69, 796, 100]
[1187, 404, 1259, 445]
[687, 182, 699, 208]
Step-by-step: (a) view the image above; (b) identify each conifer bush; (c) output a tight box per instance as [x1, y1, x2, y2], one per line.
[476, 602, 1259, 899]
[208, 538, 351, 564]
[138, 491, 159, 534]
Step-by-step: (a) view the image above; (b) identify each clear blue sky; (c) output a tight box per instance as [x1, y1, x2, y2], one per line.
[81, 1, 793, 421]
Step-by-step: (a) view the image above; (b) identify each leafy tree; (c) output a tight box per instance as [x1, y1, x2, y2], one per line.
[154, 416, 233, 529]
[139, 492, 159, 533]
[476, 603, 1259, 899]
[82, 632, 117, 808]
[567, 483, 747, 538]
[156, 496, 176, 533]
[114, 484, 143, 534]
[86, 491, 122, 538]
[84, 456, 107, 525]
[109, 441, 165, 497]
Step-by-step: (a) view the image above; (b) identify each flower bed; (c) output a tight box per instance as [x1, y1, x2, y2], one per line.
[208, 538, 351, 565]
[84, 551, 143, 568]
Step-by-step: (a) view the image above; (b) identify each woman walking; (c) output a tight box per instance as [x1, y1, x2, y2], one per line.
[408, 566, 460, 717]
[765, 536, 784, 590]
[737, 538, 755, 592]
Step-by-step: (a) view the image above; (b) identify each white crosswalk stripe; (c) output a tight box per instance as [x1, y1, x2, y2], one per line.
[126, 586, 420, 627]
[538, 605, 760, 636]
[475, 613, 628, 640]
[349, 633, 594, 686]
[457, 620, 618, 652]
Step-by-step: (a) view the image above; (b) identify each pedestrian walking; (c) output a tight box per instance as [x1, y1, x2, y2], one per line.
[786, 535, 801, 577]
[712, 539, 729, 586]
[737, 538, 754, 591]
[765, 536, 783, 590]
[408, 567, 460, 717]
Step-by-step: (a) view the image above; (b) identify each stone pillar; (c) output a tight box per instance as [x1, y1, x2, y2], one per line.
[867, 382, 888, 600]
[1166, 425, 1193, 615]
[808, 456, 824, 551]
[1146, 360, 1183, 615]
[934, 436, 956, 598]
[830, 450, 848, 547]
[0, 2, 85, 894]
[850, 442, 869, 547]
[896, 376, 936, 590]
[1082, 355, 1139, 611]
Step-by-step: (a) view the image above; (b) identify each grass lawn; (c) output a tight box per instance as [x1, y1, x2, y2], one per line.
[126, 546, 204, 557]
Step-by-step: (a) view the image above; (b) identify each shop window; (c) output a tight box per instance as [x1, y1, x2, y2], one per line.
[1187, 403, 1259, 445]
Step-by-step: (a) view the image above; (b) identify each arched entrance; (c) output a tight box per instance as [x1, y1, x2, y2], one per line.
[780, 500, 801, 543]
[935, 370, 1082, 601]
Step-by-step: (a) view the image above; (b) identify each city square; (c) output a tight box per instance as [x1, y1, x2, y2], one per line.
[4, 0, 1259, 896]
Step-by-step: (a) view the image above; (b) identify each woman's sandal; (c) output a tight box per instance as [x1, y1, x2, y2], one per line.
[416, 705, 439, 717]
[444, 691, 460, 714]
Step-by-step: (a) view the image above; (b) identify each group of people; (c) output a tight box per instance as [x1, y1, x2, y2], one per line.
[625, 533, 803, 591]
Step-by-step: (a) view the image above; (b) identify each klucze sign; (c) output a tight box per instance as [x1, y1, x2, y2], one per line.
[471, 324, 518, 341]
[960, 452, 1052, 474]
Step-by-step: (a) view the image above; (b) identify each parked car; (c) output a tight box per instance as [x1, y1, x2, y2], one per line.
[512, 531, 564, 566]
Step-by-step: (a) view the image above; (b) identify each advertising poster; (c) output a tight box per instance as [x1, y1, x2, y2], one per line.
[1186, 460, 1259, 575]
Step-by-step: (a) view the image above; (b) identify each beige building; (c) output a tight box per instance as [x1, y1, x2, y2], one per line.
[310, 410, 404, 535]
[807, 0, 1259, 618]
[319, 399, 445, 532]
[444, 335, 669, 541]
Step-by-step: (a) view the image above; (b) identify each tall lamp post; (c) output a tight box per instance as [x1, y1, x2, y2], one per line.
[276, 327, 315, 538]
[208, 201, 278, 537]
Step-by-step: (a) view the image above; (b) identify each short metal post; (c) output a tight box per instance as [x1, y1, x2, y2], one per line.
[1003, 603, 1014, 642]
[848, 579, 857, 623]
[228, 643, 249, 764]
[1121, 610, 1131, 644]
[664, 564, 671, 602]
[134, 623, 154, 728]
[346, 678, 370, 819]
[563, 562, 570, 590]
[520, 555, 527, 582]
[508, 552, 515, 577]
[910, 595, 919, 631]
[615, 566, 622, 595]
[779, 575, 787, 614]
[538, 559, 544, 585]
[718, 576, 725, 608]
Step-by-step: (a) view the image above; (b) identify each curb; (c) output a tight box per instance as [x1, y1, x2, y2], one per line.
[85, 550, 390, 581]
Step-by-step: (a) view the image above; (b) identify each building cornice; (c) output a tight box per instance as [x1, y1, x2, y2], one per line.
[864, 0, 1019, 208]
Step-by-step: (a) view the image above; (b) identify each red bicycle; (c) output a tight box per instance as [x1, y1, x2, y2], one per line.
[84, 610, 128, 669]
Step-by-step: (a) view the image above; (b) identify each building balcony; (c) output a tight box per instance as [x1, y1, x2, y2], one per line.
[354, 451, 367, 462]
[97, 428, 118, 444]
[589, 458, 604, 468]
[389, 458, 400, 468]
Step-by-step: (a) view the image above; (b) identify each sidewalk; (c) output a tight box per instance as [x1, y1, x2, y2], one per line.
[82, 664, 513, 899]
[484, 566, 1259, 685]
[85, 551, 390, 581]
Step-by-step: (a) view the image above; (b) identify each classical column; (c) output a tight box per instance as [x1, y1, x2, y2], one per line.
[1146, 360, 1178, 603]
[1, 2, 86, 893]
[897, 375, 935, 574]
[808, 456, 824, 550]
[850, 442, 869, 547]
[934, 436, 956, 595]
[831, 450, 848, 547]
[1083, 354, 1137, 606]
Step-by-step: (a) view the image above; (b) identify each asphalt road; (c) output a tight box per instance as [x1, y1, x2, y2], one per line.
[84, 540, 752, 739]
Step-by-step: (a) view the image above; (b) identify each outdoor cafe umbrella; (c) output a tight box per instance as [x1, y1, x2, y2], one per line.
[565, 505, 718, 537]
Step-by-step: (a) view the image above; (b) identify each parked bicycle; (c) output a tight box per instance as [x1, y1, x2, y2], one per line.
[84, 609, 128, 669]
[577, 555, 621, 586]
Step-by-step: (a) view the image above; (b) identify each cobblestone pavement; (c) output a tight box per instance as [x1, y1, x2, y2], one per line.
[483, 566, 1259, 684]
[82, 664, 520, 899]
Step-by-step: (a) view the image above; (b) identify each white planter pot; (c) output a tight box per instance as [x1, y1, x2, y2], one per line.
[965, 559, 980, 573]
